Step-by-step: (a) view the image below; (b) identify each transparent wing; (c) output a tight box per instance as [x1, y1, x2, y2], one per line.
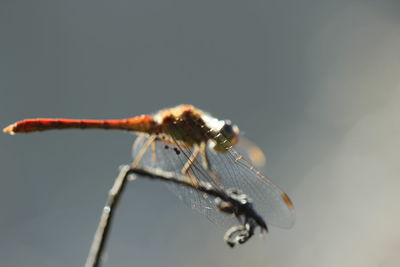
[206, 125, 295, 229]
[235, 136, 267, 167]
[206, 139, 295, 228]
[132, 118, 295, 229]
[132, 135, 242, 230]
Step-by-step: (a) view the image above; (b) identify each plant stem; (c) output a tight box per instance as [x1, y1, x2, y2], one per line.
[85, 164, 265, 266]
[85, 165, 131, 267]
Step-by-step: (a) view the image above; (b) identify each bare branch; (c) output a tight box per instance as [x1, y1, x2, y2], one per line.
[85, 164, 268, 266]
[85, 165, 131, 267]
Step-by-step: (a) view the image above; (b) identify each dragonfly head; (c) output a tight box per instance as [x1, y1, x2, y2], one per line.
[211, 120, 240, 152]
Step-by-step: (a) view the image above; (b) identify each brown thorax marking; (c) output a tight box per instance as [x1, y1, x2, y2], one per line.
[155, 105, 211, 146]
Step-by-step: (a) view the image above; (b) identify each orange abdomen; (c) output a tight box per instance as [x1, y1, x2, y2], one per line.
[3, 115, 157, 135]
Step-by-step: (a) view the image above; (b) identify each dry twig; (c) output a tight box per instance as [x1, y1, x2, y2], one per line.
[85, 165, 267, 266]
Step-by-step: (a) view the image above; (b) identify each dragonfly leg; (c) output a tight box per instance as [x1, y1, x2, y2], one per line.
[181, 146, 200, 187]
[181, 146, 200, 174]
[151, 140, 157, 165]
[131, 135, 156, 168]
[199, 142, 222, 186]
[199, 142, 211, 169]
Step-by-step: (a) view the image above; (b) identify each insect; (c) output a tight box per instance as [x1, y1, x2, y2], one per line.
[4, 104, 295, 244]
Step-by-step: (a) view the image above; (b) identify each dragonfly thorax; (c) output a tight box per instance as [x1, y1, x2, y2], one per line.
[160, 115, 210, 146]
[154, 105, 240, 151]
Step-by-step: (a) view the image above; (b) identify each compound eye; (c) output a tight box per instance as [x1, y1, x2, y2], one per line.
[220, 120, 232, 136]
[221, 120, 239, 145]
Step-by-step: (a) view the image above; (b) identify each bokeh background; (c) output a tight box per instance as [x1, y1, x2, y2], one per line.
[1, 1, 400, 266]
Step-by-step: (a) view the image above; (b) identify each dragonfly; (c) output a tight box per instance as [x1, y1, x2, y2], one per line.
[4, 104, 295, 244]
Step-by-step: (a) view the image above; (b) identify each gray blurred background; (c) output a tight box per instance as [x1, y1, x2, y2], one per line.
[1, 0, 400, 266]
